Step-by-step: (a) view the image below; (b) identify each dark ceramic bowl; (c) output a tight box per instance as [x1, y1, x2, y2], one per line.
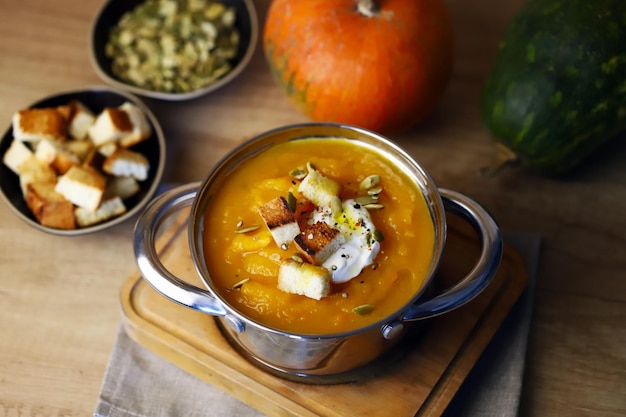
[0, 87, 166, 235]
[90, 0, 258, 101]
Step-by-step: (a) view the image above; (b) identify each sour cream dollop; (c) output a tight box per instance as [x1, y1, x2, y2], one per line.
[310, 199, 381, 283]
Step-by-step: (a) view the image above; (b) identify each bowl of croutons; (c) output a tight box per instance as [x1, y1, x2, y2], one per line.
[90, 0, 258, 101]
[0, 87, 166, 235]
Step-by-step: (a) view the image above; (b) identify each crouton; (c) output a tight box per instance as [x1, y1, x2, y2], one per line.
[104, 176, 140, 200]
[25, 182, 76, 230]
[294, 222, 345, 265]
[34, 138, 80, 174]
[66, 100, 96, 140]
[298, 168, 341, 208]
[12, 108, 67, 143]
[102, 148, 150, 181]
[258, 196, 300, 248]
[34, 138, 60, 165]
[118, 102, 152, 148]
[98, 142, 119, 157]
[87, 107, 133, 146]
[17, 156, 57, 196]
[55, 104, 74, 120]
[55, 165, 106, 210]
[3, 139, 34, 174]
[74, 196, 127, 227]
[51, 153, 80, 175]
[82, 148, 105, 171]
[82, 142, 118, 171]
[277, 259, 331, 300]
[63, 138, 94, 162]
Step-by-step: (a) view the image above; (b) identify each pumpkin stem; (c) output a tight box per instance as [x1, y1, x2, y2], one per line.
[480, 142, 520, 177]
[356, 0, 380, 17]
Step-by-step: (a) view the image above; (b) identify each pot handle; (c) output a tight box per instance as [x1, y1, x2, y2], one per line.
[401, 188, 503, 322]
[133, 182, 228, 317]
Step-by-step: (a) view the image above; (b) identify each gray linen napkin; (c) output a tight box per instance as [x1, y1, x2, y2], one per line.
[94, 232, 540, 417]
[442, 232, 540, 417]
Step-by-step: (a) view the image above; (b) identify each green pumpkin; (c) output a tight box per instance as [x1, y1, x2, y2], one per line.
[480, 0, 626, 175]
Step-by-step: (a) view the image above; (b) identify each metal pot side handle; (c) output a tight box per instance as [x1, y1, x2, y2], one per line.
[133, 182, 228, 317]
[401, 188, 503, 322]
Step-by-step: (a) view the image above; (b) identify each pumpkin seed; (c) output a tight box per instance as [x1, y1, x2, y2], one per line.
[289, 167, 307, 180]
[232, 277, 250, 289]
[105, 0, 240, 94]
[367, 186, 382, 196]
[363, 203, 385, 210]
[235, 224, 260, 234]
[373, 229, 385, 242]
[359, 174, 380, 190]
[287, 192, 297, 212]
[306, 161, 316, 172]
[354, 195, 376, 205]
[291, 254, 304, 263]
[353, 304, 375, 315]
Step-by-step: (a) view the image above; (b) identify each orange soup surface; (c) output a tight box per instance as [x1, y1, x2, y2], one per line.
[203, 138, 435, 334]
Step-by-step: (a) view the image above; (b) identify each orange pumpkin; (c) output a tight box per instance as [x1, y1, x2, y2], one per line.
[263, 0, 455, 134]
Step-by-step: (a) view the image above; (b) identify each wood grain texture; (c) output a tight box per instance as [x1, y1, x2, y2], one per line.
[0, 0, 625, 416]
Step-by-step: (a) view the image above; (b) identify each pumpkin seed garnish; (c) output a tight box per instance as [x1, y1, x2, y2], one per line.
[289, 167, 307, 180]
[232, 277, 250, 289]
[364, 203, 385, 210]
[287, 192, 297, 212]
[359, 174, 380, 190]
[355, 195, 376, 205]
[235, 224, 260, 234]
[367, 186, 382, 196]
[306, 161, 317, 172]
[373, 229, 385, 242]
[291, 254, 304, 263]
[353, 304, 375, 315]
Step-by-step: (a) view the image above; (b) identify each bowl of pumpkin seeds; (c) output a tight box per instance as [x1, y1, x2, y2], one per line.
[90, 0, 258, 101]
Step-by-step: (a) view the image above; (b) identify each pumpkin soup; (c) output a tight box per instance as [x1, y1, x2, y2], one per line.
[203, 138, 434, 334]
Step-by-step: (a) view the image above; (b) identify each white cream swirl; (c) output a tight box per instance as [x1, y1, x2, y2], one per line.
[310, 199, 381, 283]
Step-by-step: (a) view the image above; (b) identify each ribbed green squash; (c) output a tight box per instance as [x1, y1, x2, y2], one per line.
[480, 0, 626, 175]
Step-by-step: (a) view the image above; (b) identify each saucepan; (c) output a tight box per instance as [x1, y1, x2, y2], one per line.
[133, 123, 502, 383]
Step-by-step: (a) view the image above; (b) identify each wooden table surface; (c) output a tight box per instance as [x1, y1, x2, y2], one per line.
[1, 1, 624, 416]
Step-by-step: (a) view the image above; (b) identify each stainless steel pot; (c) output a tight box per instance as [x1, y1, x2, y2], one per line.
[133, 123, 503, 383]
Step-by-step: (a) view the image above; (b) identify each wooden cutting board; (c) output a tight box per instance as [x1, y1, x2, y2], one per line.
[120, 208, 528, 417]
